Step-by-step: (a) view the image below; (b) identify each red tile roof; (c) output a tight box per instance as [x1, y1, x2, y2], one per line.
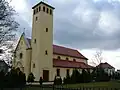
[53, 45, 88, 60]
[97, 62, 115, 69]
[53, 59, 93, 69]
[26, 38, 88, 60]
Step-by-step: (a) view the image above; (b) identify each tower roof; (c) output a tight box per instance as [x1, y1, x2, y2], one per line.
[32, 1, 55, 9]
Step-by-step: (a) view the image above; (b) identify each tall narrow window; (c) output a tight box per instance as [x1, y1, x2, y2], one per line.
[46, 28, 48, 32]
[56, 69, 60, 76]
[47, 8, 49, 13]
[39, 6, 41, 11]
[20, 53, 23, 59]
[67, 69, 70, 76]
[43, 6, 45, 12]
[45, 50, 48, 55]
[50, 9, 52, 15]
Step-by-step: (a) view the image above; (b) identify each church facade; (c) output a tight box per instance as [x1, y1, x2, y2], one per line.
[13, 1, 93, 81]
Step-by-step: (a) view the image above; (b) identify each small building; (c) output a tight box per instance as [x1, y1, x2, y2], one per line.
[96, 62, 115, 75]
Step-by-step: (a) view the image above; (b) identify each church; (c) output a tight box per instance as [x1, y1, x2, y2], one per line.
[13, 1, 93, 81]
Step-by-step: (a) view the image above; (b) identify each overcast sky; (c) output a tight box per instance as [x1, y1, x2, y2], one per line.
[10, 0, 120, 69]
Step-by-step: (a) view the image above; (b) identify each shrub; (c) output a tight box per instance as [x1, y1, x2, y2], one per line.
[54, 76, 62, 85]
[81, 69, 92, 83]
[70, 69, 81, 84]
[27, 72, 35, 83]
[95, 68, 111, 82]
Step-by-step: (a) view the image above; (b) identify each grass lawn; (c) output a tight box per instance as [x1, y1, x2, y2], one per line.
[63, 81, 120, 88]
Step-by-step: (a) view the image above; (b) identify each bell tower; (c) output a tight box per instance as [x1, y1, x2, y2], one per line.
[31, 1, 55, 81]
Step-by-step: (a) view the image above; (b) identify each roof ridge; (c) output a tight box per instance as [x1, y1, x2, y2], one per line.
[53, 44, 77, 51]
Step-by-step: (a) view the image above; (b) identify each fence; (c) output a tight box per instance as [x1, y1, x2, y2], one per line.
[0, 85, 120, 90]
[26, 85, 120, 90]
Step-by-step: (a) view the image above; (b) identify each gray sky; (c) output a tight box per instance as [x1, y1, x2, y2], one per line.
[10, 0, 120, 69]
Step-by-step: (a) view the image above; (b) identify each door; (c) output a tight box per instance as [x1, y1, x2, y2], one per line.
[43, 70, 49, 81]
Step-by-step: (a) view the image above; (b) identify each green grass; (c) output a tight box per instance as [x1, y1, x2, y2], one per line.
[63, 81, 120, 88]
[22, 81, 120, 90]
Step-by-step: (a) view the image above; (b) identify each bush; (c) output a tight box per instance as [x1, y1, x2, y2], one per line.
[27, 72, 35, 83]
[81, 69, 92, 83]
[94, 68, 111, 82]
[63, 70, 71, 84]
[0, 67, 26, 88]
[70, 69, 81, 84]
[54, 76, 62, 85]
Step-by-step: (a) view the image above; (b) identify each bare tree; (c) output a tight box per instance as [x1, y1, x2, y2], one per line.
[91, 49, 103, 66]
[0, 0, 19, 64]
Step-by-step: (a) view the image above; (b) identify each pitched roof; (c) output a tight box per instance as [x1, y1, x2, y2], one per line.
[53, 59, 93, 69]
[97, 62, 115, 69]
[14, 33, 31, 52]
[16, 36, 88, 60]
[32, 1, 55, 9]
[53, 45, 88, 59]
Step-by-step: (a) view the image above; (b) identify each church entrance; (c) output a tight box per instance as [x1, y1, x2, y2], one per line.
[43, 70, 49, 81]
